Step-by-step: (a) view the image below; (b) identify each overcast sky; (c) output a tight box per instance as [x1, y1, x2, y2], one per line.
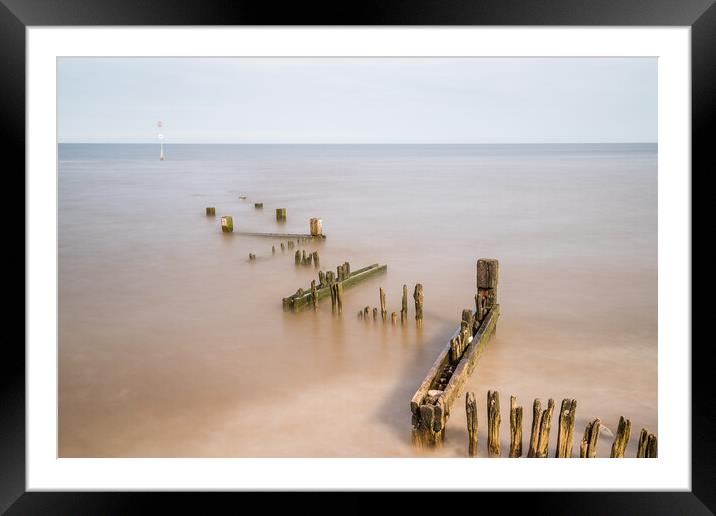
[57, 57, 656, 144]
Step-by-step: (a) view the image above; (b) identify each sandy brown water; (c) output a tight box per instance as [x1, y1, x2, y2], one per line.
[58, 143, 657, 457]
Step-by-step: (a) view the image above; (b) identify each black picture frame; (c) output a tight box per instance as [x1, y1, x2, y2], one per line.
[3, 0, 708, 513]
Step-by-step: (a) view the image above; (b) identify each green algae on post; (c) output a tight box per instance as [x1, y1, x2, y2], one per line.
[220, 216, 233, 233]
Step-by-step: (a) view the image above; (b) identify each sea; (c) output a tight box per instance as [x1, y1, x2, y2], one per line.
[58, 143, 657, 457]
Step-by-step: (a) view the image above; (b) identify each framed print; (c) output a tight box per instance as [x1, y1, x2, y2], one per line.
[5, 0, 709, 512]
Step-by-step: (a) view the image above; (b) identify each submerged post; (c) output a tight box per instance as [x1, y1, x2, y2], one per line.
[466, 392, 478, 457]
[220, 216, 234, 233]
[311, 280, 318, 310]
[276, 208, 286, 221]
[556, 399, 578, 458]
[528, 399, 543, 457]
[401, 285, 408, 324]
[414, 284, 424, 327]
[610, 416, 631, 458]
[637, 428, 658, 458]
[329, 277, 337, 313]
[476, 259, 499, 322]
[335, 282, 343, 314]
[310, 218, 323, 237]
[509, 395, 523, 458]
[536, 398, 555, 458]
[379, 288, 387, 322]
[254, 202, 263, 209]
[580, 418, 601, 458]
[487, 390, 501, 457]
[206, 207, 216, 216]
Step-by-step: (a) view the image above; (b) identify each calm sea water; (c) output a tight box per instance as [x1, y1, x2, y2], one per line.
[58, 143, 657, 457]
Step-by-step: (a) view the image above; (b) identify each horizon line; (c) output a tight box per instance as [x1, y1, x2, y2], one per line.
[57, 141, 658, 145]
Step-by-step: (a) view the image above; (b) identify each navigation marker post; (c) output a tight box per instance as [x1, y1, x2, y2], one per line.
[157, 120, 165, 161]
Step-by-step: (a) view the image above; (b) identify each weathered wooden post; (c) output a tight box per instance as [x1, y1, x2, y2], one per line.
[556, 399, 578, 458]
[206, 207, 216, 216]
[310, 218, 323, 236]
[379, 288, 387, 321]
[580, 418, 601, 458]
[312, 251, 319, 268]
[280, 242, 285, 251]
[610, 416, 631, 458]
[466, 392, 478, 457]
[318, 270, 326, 288]
[311, 280, 318, 310]
[527, 399, 543, 457]
[509, 395, 523, 457]
[391, 312, 398, 324]
[636, 429, 648, 457]
[401, 284, 408, 324]
[637, 429, 658, 458]
[254, 202, 263, 209]
[536, 398, 555, 458]
[272, 245, 276, 255]
[476, 259, 499, 322]
[487, 390, 501, 457]
[329, 276, 337, 313]
[276, 208, 286, 221]
[220, 216, 234, 233]
[461, 309, 475, 337]
[295, 250, 301, 265]
[335, 282, 343, 314]
[287, 240, 294, 250]
[372, 307, 378, 320]
[414, 284, 424, 327]
[647, 434, 658, 458]
[364, 306, 370, 318]
[358, 310, 363, 319]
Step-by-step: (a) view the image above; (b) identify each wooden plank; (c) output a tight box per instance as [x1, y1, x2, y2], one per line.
[439, 305, 500, 420]
[282, 263, 387, 312]
[235, 231, 326, 239]
[410, 305, 500, 436]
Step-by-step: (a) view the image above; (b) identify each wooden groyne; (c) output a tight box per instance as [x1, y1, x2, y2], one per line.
[282, 263, 387, 312]
[460, 391, 657, 458]
[410, 258, 500, 448]
[235, 231, 326, 240]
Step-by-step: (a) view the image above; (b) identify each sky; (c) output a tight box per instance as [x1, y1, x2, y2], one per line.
[57, 57, 657, 144]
